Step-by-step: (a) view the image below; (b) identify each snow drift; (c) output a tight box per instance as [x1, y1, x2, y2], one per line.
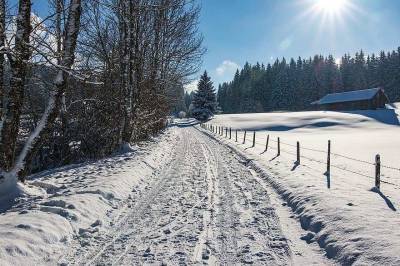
[0, 129, 177, 265]
[205, 106, 400, 265]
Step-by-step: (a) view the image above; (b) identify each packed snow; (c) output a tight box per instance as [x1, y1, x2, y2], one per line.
[206, 106, 400, 264]
[0, 123, 335, 265]
[1, 106, 400, 265]
[0, 130, 177, 265]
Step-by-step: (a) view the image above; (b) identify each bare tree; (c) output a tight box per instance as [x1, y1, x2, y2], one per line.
[16, 0, 82, 180]
[0, 0, 32, 171]
[0, 0, 5, 119]
[0, 0, 204, 187]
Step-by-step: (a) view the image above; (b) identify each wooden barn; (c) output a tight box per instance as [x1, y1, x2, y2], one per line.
[311, 87, 389, 111]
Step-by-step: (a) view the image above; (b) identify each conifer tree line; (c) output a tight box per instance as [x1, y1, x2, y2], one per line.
[0, 0, 203, 183]
[217, 48, 400, 113]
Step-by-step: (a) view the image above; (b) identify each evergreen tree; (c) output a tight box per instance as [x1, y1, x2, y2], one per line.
[191, 71, 217, 121]
[216, 47, 400, 113]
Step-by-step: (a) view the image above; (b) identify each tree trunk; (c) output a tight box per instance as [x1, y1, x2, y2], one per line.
[0, 0, 32, 171]
[15, 0, 82, 180]
[120, 0, 138, 144]
[55, 0, 69, 163]
[118, 0, 130, 144]
[0, 0, 5, 119]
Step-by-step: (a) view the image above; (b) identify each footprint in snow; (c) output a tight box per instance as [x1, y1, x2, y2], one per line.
[300, 232, 315, 243]
[202, 248, 210, 260]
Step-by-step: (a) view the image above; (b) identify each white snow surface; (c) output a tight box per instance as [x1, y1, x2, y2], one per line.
[172, 117, 199, 127]
[0, 130, 177, 265]
[208, 106, 400, 265]
[2, 106, 400, 265]
[0, 125, 333, 265]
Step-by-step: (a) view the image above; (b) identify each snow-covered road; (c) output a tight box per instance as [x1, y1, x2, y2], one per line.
[61, 127, 300, 265]
[0, 126, 335, 265]
[3, 115, 399, 265]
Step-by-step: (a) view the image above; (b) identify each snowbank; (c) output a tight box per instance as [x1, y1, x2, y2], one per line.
[211, 108, 400, 173]
[204, 107, 400, 265]
[172, 118, 199, 127]
[0, 128, 178, 265]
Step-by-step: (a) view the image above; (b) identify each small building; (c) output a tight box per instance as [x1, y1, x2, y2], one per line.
[311, 87, 389, 111]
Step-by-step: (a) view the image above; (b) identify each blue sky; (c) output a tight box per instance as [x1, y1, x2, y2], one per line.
[192, 0, 400, 91]
[11, 0, 400, 90]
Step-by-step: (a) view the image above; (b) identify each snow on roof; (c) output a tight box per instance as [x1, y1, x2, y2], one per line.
[312, 88, 382, 105]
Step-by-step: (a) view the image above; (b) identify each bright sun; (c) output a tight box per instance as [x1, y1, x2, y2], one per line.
[316, 0, 347, 14]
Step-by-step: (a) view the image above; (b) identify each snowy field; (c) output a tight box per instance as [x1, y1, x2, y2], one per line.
[211, 105, 400, 169]
[1, 109, 400, 265]
[207, 105, 400, 264]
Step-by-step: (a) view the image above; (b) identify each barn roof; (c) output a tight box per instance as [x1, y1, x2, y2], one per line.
[312, 88, 383, 105]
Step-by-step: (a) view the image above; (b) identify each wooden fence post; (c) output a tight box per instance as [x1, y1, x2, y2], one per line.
[296, 141, 300, 164]
[375, 154, 381, 189]
[327, 140, 331, 175]
[235, 130, 238, 142]
[243, 130, 247, 144]
[252, 131, 256, 147]
[277, 137, 280, 156]
[265, 134, 269, 151]
[225, 127, 228, 138]
[229, 128, 232, 139]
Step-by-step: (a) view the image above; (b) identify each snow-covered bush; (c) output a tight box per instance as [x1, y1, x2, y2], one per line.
[178, 111, 186, 118]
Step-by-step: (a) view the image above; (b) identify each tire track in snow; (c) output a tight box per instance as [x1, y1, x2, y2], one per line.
[192, 140, 218, 264]
[115, 128, 207, 265]
[200, 139, 240, 264]
[61, 132, 188, 265]
[62, 127, 293, 265]
[194, 127, 292, 265]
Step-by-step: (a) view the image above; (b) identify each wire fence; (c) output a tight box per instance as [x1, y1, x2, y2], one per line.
[200, 123, 400, 189]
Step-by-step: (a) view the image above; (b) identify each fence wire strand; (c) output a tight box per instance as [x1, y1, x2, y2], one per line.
[203, 124, 400, 186]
